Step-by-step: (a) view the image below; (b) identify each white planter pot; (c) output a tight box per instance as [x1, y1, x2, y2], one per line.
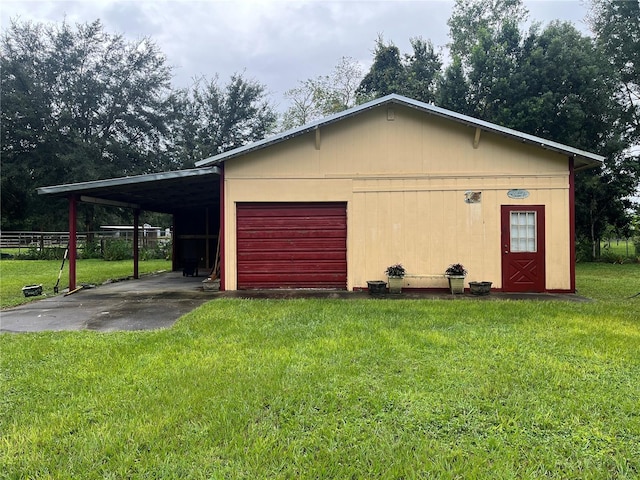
[388, 276, 403, 294]
[447, 275, 465, 294]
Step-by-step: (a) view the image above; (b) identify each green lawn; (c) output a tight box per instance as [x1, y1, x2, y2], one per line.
[1, 263, 639, 478]
[0, 259, 172, 309]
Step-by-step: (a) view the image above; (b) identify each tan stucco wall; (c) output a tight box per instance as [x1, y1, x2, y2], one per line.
[223, 105, 571, 291]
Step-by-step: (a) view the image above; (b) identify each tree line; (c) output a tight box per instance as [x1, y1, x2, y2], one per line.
[2, 0, 638, 259]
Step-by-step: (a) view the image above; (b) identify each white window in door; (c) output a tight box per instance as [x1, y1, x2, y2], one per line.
[510, 211, 537, 252]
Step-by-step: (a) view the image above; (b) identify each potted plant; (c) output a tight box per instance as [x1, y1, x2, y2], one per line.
[445, 263, 467, 294]
[385, 263, 406, 294]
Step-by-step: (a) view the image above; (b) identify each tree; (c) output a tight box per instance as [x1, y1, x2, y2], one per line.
[403, 37, 442, 104]
[282, 56, 363, 130]
[1, 19, 174, 230]
[357, 36, 406, 101]
[170, 73, 277, 166]
[589, 0, 640, 145]
[356, 35, 442, 104]
[446, 0, 527, 123]
[447, 0, 528, 60]
[587, 0, 640, 253]
[436, 56, 471, 115]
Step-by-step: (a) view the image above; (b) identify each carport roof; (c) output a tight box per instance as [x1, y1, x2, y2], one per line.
[37, 166, 221, 213]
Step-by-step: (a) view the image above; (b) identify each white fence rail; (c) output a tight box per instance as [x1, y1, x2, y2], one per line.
[0, 231, 87, 252]
[0, 230, 168, 254]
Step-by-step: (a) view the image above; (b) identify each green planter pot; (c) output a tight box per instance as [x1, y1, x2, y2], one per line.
[367, 280, 387, 295]
[447, 275, 465, 294]
[469, 281, 492, 295]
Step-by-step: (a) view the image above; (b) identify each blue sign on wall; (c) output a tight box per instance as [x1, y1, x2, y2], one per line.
[507, 189, 530, 199]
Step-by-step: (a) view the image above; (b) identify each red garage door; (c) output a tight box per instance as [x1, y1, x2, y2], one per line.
[237, 202, 347, 289]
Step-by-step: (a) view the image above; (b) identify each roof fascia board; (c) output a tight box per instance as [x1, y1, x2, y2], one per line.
[38, 166, 221, 196]
[195, 94, 604, 168]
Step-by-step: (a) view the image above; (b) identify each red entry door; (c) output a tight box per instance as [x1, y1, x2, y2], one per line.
[501, 205, 546, 292]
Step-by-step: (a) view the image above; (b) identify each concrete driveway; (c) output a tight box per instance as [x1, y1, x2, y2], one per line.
[1, 272, 213, 333]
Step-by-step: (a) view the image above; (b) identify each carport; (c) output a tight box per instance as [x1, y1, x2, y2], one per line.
[37, 166, 223, 291]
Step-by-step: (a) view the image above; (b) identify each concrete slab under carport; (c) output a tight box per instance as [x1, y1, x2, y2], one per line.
[0, 272, 213, 333]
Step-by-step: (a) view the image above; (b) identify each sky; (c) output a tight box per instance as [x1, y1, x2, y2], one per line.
[1, 0, 592, 112]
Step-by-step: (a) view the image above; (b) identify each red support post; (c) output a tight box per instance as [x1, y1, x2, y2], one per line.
[68, 195, 77, 291]
[133, 209, 140, 279]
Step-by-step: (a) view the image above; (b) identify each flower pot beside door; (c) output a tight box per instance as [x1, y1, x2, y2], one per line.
[385, 263, 406, 295]
[445, 263, 467, 295]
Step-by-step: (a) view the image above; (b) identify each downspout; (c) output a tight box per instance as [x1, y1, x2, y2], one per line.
[569, 157, 576, 293]
[68, 194, 77, 291]
[133, 209, 140, 279]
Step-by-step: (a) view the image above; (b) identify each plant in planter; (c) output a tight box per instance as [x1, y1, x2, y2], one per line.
[385, 263, 406, 294]
[445, 263, 467, 294]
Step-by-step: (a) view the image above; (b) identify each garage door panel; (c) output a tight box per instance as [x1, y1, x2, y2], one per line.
[238, 260, 347, 273]
[238, 229, 346, 240]
[238, 238, 346, 250]
[238, 273, 346, 289]
[237, 203, 347, 289]
[237, 205, 346, 218]
[237, 219, 346, 232]
[237, 251, 346, 261]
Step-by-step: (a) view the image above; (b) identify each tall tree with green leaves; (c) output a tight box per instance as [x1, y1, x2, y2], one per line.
[589, 0, 640, 146]
[170, 73, 277, 166]
[403, 37, 442, 104]
[1, 19, 174, 230]
[588, 0, 640, 243]
[436, 56, 470, 115]
[445, 0, 527, 123]
[357, 36, 406, 101]
[357, 35, 442, 104]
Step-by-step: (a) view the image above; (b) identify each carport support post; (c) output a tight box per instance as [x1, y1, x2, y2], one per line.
[133, 209, 140, 279]
[68, 194, 77, 291]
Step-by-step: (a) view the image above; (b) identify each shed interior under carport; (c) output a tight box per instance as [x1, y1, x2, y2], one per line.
[37, 167, 222, 290]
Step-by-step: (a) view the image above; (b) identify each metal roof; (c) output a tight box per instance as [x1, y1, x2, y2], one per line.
[38, 167, 221, 214]
[195, 94, 604, 170]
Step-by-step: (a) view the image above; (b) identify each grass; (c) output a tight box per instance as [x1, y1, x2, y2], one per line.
[1, 263, 639, 478]
[0, 259, 172, 309]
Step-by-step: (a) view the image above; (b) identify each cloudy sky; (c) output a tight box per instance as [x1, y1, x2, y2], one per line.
[1, 0, 591, 112]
